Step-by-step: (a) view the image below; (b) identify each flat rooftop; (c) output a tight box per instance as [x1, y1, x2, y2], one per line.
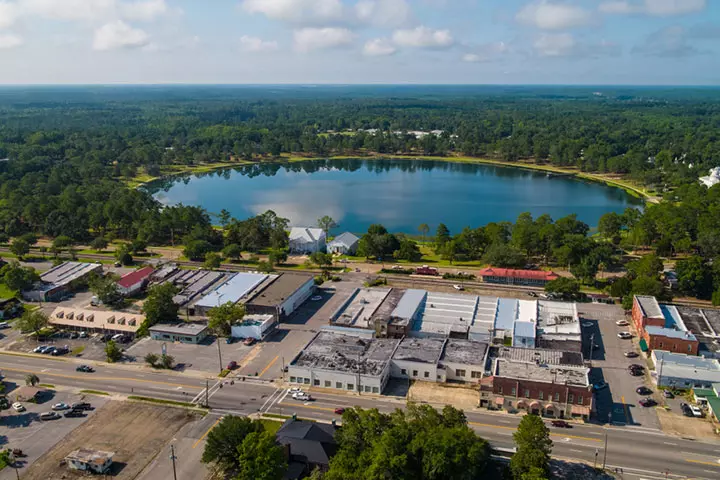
[291, 331, 400, 377]
[675, 306, 714, 337]
[41, 262, 102, 286]
[645, 325, 697, 341]
[247, 273, 314, 307]
[537, 300, 580, 336]
[237, 314, 275, 326]
[701, 308, 720, 334]
[413, 291, 478, 336]
[370, 288, 405, 323]
[331, 287, 391, 328]
[392, 337, 445, 364]
[149, 322, 208, 336]
[636, 295, 663, 319]
[440, 339, 489, 366]
[489, 346, 584, 366]
[653, 351, 720, 383]
[195, 272, 269, 308]
[391, 289, 427, 324]
[494, 358, 589, 387]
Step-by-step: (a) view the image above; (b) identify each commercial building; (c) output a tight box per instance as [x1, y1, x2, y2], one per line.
[440, 339, 490, 383]
[331, 287, 391, 329]
[632, 297, 699, 355]
[49, 307, 142, 337]
[390, 337, 446, 382]
[536, 301, 582, 352]
[116, 266, 154, 296]
[632, 295, 666, 331]
[230, 314, 276, 340]
[483, 346, 591, 420]
[149, 322, 209, 344]
[193, 272, 271, 316]
[65, 449, 114, 474]
[163, 269, 231, 306]
[245, 273, 316, 320]
[478, 267, 559, 287]
[23, 261, 103, 302]
[289, 227, 326, 254]
[651, 350, 720, 389]
[276, 418, 337, 479]
[327, 232, 360, 255]
[375, 289, 426, 338]
[674, 305, 720, 359]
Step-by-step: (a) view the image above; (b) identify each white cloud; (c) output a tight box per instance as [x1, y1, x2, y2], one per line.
[517, 2, 592, 30]
[242, 0, 344, 24]
[93, 20, 149, 50]
[363, 38, 396, 56]
[534, 33, 575, 56]
[355, 0, 410, 27]
[0, 33, 22, 48]
[240, 35, 278, 52]
[0, 1, 19, 28]
[15, 0, 169, 22]
[120, 0, 168, 22]
[293, 27, 353, 52]
[462, 53, 481, 62]
[462, 42, 509, 62]
[599, 0, 706, 16]
[392, 26, 453, 48]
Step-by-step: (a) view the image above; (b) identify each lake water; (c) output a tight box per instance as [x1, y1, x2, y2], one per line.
[147, 159, 642, 234]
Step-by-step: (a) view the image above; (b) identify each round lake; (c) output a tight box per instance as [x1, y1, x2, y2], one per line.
[147, 159, 643, 233]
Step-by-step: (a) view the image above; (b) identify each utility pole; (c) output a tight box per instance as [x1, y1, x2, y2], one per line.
[658, 355, 665, 387]
[170, 444, 178, 480]
[216, 336, 223, 374]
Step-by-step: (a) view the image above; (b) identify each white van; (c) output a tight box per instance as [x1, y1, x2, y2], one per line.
[111, 333, 125, 342]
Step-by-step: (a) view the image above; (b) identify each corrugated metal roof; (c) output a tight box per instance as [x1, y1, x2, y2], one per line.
[494, 298, 517, 330]
[479, 267, 559, 281]
[117, 266, 154, 288]
[514, 321, 536, 339]
[391, 289, 426, 320]
[328, 232, 359, 248]
[635, 295, 663, 319]
[195, 273, 268, 307]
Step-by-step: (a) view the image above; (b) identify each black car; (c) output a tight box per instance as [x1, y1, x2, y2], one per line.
[71, 402, 92, 410]
[51, 346, 69, 356]
[76, 365, 94, 373]
[636, 386, 653, 395]
[64, 410, 85, 418]
[628, 364, 644, 371]
[639, 398, 657, 408]
[628, 369, 643, 376]
[663, 390, 675, 399]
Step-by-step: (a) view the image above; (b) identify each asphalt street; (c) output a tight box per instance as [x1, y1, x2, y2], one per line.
[2, 352, 720, 480]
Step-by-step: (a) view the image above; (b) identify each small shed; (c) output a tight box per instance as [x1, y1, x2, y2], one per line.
[66, 449, 114, 474]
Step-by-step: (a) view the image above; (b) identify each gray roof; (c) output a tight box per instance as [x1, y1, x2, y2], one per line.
[40, 262, 102, 287]
[494, 358, 589, 387]
[247, 273, 314, 307]
[440, 339, 489, 366]
[391, 289, 426, 321]
[653, 351, 720, 383]
[328, 232, 359, 248]
[392, 337, 445, 364]
[276, 419, 337, 466]
[194, 273, 269, 308]
[635, 295, 663, 319]
[494, 298, 517, 330]
[149, 322, 208, 336]
[514, 321, 536, 339]
[645, 325, 697, 341]
[290, 227, 326, 243]
[489, 346, 584, 366]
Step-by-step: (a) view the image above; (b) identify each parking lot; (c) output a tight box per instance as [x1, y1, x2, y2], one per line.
[0, 387, 108, 479]
[579, 303, 660, 429]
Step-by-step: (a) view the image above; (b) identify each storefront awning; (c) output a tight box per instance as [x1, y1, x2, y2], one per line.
[494, 397, 505, 406]
[571, 405, 590, 415]
[639, 338, 648, 352]
[529, 401, 540, 409]
[545, 404, 555, 411]
[516, 400, 528, 408]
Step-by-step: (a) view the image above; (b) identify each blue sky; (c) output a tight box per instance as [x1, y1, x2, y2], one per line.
[0, 0, 719, 84]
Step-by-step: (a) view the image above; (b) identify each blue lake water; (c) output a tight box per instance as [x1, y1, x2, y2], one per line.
[146, 159, 642, 234]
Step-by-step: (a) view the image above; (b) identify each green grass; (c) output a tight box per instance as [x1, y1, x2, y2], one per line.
[257, 419, 283, 434]
[128, 395, 207, 409]
[262, 413, 316, 422]
[38, 383, 55, 388]
[80, 389, 110, 396]
[71, 346, 86, 356]
[0, 284, 17, 299]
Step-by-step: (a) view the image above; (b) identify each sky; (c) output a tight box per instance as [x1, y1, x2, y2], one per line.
[0, 0, 719, 84]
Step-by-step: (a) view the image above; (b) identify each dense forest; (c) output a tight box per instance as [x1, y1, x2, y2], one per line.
[2, 85, 720, 302]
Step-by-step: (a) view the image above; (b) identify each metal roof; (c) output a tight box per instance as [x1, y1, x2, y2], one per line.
[40, 261, 102, 287]
[635, 295, 663, 319]
[494, 298, 517, 331]
[149, 322, 208, 336]
[328, 232, 359, 248]
[117, 266, 154, 288]
[514, 321, 536, 339]
[645, 325, 697, 341]
[194, 272, 268, 308]
[290, 227, 325, 243]
[391, 289, 426, 320]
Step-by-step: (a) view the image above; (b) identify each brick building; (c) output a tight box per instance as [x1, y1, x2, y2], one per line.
[642, 326, 698, 355]
[632, 296, 699, 355]
[632, 295, 665, 331]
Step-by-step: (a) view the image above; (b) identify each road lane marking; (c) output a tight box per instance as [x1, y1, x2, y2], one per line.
[192, 416, 223, 449]
[278, 403, 337, 413]
[569, 449, 583, 453]
[469, 422, 515, 431]
[621, 395, 630, 422]
[686, 459, 720, 467]
[1, 366, 201, 390]
[663, 442, 677, 446]
[258, 356, 279, 378]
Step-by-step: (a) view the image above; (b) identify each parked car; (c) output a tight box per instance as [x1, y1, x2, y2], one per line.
[453, 284, 464, 291]
[592, 381, 608, 391]
[243, 337, 256, 346]
[628, 364, 644, 371]
[639, 398, 657, 407]
[43, 347, 56, 355]
[690, 405, 704, 417]
[40, 411, 61, 421]
[76, 365, 95, 373]
[226, 337, 236, 344]
[71, 402, 92, 411]
[636, 386, 653, 395]
[51, 345, 69, 356]
[617, 332, 633, 339]
[226, 361, 238, 370]
[663, 390, 675, 399]
[310, 295, 323, 301]
[12, 402, 25, 412]
[64, 410, 85, 418]
[334, 408, 346, 415]
[288, 387, 303, 394]
[0, 321, 9, 329]
[527, 291, 537, 297]
[624, 351, 639, 358]
[616, 320, 629, 326]
[551, 420, 571, 428]
[52, 402, 70, 411]
[33, 345, 49, 353]
[79, 331, 88, 338]
[628, 369, 643, 377]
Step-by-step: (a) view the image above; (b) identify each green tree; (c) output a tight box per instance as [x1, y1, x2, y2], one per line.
[105, 340, 122, 363]
[184, 240, 214, 261]
[435, 223, 450, 248]
[598, 212, 623, 242]
[712, 288, 720, 307]
[1, 261, 39, 292]
[52, 235, 73, 250]
[25, 374, 40, 386]
[88, 273, 123, 307]
[268, 248, 288, 266]
[15, 309, 48, 337]
[218, 209, 232, 228]
[309, 252, 333, 269]
[675, 255, 712, 299]
[482, 243, 527, 268]
[91, 237, 108, 252]
[393, 238, 422, 262]
[204, 252, 222, 270]
[235, 431, 287, 480]
[160, 353, 175, 369]
[222, 243, 243, 261]
[257, 260, 274, 273]
[9, 238, 30, 259]
[317, 215, 338, 239]
[545, 277, 580, 299]
[627, 254, 664, 279]
[418, 223, 430, 243]
[142, 283, 180, 330]
[202, 415, 263, 472]
[114, 244, 134, 266]
[144, 352, 159, 367]
[19, 233, 38, 246]
[207, 302, 246, 337]
[511, 414, 552, 480]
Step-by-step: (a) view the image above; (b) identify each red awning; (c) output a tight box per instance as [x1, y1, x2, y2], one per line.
[529, 401, 541, 409]
[494, 397, 505, 405]
[516, 400, 528, 408]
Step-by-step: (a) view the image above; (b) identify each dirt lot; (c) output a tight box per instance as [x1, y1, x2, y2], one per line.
[21, 401, 201, 480]
[656, 408, 719, 440]
[408, 381, 479, 409]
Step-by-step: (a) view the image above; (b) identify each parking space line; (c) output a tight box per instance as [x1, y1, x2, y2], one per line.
[258, 356, 279, 378]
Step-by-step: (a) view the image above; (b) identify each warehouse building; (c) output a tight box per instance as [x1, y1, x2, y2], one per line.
[193, 272, 272, 316]
[478, 267, 559, 287]
[675, 306, 720, 359]
[164, 270, 231, 306]
[440, 339, 490, 383]
[230, 314, 277, 340]
[651, 350, 720, 389]
[149, 322, 209, 344]
[390, 337, 446, 382]
[245, 273, 316, 320]
[49, 307, 142, 337]
[24, 262, 103, 302]
[331, 287, 391, 329]
[116, 266, 154, 297]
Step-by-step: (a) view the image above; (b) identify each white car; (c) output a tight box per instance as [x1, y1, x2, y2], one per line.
[12, 402, 25, 412]
[617, 332, 632, 339]
[51, 402, 70, 411]
[292, 392, 311, 401]
[616, 320, 629, 327]
[453, 285, 464, 291]
[690, 405, 704, 417]
[288, 387, 303, 394]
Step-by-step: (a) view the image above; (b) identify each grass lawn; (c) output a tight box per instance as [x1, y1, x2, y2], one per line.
[257, 419, 282, 435]
[0, 283, 17, 299]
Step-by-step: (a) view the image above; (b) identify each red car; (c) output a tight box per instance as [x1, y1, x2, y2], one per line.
[334, 408, 346, 415]
[226, 361, 238, 370]
[243, 338, 256, 346]
[551, 420, 571, 428]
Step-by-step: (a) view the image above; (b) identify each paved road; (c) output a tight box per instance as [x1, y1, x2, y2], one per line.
[2, 352, 720, 480]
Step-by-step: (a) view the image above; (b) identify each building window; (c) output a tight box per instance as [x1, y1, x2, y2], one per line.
[524, 389, 530, 398]
[413, 370, 418, 377]
[401, 369, 407, 375]
[577, 396, 583, 405]
[511, 387, 516, 396]
[336, 382, 342, 389]
[313, 379, 320, 386]
[568, 393, 574, 403]
[659, 342, 663, 348]
[373, 387, 379, 393]
[554, 392, 560, 402]
[325, 380, 331, 387]
[303, 378, 310, 384]
[688, 344, 693, 352]
[365, 386, 372, 392]
[498, 386, 503, 394]
[456, 369, 466, 377]
[424, 371, 429, 378]
[290, 377, 296, 383]
[539, 391, 544, 400]
[471, 371, 482, 379]
[347, 384, 354, 390]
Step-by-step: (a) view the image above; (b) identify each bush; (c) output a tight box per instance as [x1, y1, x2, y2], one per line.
[313, 276, 324, 286]
[365, 277, 388, 287]
[380, 268, 414, 275]
[331, 276, 342, 282]
[443, 272, 476, 280]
